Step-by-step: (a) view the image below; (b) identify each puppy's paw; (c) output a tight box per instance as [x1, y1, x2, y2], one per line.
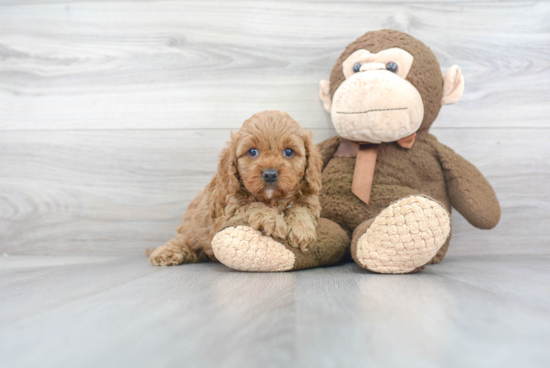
[248, 210, 288, 240]
[149, 245, 184, 266]
[287, 220, 317, 252]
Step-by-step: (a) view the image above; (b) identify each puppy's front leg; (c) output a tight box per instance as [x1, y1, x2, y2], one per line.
[245, 203, 288, 240]
[285, 204, 319, 252]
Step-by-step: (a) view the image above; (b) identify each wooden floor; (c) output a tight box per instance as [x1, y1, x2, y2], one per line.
[1, 255, 549, 368]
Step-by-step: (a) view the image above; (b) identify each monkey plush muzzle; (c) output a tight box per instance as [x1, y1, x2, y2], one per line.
[331, 70, 424, 143]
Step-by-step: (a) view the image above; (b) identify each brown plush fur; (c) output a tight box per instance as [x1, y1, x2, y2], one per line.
[148, 110, 322, 266]
[319, 30, 501, 267]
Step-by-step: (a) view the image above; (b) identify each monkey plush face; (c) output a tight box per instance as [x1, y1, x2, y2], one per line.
[320, 30, 465, 143]
[331, 47, 423, 143]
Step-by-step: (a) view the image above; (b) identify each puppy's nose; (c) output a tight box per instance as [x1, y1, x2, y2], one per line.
[262, 169, 279, 183]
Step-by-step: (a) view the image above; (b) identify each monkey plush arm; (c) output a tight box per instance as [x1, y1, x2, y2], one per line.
[316, 136, 343, 170]
[433, 139, 501, 229]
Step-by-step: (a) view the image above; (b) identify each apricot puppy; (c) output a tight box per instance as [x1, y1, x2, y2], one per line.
[148, 110, 322, 266]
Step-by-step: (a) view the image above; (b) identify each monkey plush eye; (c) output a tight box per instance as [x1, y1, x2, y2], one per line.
[386, 62, 398, 73]
[283, 148, 294, 158]
[248, 148, 259, 158]
[353, 62, 362, 73]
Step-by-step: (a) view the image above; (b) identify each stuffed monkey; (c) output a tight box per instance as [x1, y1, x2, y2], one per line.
[212, 29, 500, 273]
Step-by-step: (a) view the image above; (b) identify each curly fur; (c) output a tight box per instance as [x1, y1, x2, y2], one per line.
[148, 110, 323, 266]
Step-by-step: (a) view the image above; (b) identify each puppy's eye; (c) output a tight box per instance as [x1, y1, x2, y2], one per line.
[248, 148, 259, 158]
[386, 62, 398, 73]
[353, 62, 362, 73]
[283, 148, 294, 158]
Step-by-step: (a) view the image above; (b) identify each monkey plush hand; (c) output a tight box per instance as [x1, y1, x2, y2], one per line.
[316, 29, 500, 273]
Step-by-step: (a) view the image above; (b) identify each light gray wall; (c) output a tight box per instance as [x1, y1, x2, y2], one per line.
[1, 1, 549, 256]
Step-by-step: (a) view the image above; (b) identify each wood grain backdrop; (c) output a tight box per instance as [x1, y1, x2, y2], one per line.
[1, 1, 549, 256]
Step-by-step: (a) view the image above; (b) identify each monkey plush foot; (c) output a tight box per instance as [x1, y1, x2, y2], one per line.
[212, 219, 349, 272]
[212, 226, 296, 272]
[351, 195, 451, 274]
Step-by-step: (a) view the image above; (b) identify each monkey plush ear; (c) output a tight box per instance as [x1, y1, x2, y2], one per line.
[319, 80, 332, 113]
[441, 65, 465, 105]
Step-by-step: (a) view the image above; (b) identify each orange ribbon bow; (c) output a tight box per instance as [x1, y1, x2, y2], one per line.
[333, 133, 417, 204]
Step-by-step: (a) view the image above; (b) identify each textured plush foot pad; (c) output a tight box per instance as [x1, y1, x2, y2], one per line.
[356, 196, 451, 274]
[212, 226, 295, 272]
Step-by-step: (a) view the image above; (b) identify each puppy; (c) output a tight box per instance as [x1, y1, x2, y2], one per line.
[148, 110, 322, 266]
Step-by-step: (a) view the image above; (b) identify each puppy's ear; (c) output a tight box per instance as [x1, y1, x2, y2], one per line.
[210, 132, 241, 217]
[303, 131, 322, 195]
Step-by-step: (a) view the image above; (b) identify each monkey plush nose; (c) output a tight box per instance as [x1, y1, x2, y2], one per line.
[262, 169, 279, 183]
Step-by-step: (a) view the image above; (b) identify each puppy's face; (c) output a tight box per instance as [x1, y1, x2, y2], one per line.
[235, 114, 309, 202]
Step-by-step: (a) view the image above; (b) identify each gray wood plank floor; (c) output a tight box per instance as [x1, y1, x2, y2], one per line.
[1, 255, 549, 368]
